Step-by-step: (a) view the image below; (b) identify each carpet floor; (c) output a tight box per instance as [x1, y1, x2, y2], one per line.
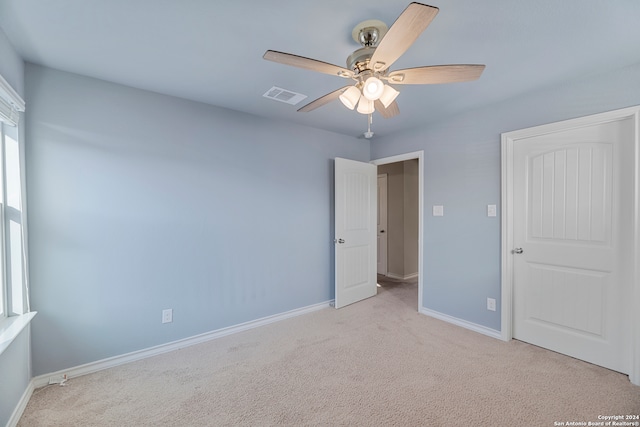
[18, 277, 640, 426]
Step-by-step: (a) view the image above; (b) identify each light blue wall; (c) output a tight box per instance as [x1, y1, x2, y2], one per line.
[371, 62, 640, 331]
[0, 324, 31, 425]
[0, 26, 23, 95]
[25, 64, 369, 376]
[0, 26, 30, 427]
[21, 54, 640, 380]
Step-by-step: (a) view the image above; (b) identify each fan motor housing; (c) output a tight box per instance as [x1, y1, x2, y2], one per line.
[347, 47, 376, 73]
[348, 20, 388, 74]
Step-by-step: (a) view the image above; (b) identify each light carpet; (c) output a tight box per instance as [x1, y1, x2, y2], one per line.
[19, 278, 640, 426]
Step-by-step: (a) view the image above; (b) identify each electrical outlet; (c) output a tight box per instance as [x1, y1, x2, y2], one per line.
[487, 298, 496, 312]
[162, 308, 173, 323]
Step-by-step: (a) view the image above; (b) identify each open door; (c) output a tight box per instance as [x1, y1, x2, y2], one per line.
[511, 118, 633, 374]
[334, 157, 377, 308]
[501, 106, 640, 385]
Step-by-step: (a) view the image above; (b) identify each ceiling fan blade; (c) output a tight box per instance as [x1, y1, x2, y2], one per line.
[387, 64, 486, 84]
[374, 99, 400, 118]
[369, 3, 439, 72]
[298, 86, 351, 112]
[264, 50, 355, 78]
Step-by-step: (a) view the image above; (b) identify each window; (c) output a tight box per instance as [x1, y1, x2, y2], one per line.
[0, 73, 28, 323]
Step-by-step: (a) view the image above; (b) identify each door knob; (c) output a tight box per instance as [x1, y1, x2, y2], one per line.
[512, 248, 524, 254]
[335, 238, 345, 244]
[380, 230, 385, 233]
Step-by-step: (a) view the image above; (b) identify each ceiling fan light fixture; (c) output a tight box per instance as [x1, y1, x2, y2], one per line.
[356, 95, 374, 115]
[339, 86, 361, 110]
[379, 85, 399, 108]
[264, 3, 484, 119]
[362, 76, 384, 101]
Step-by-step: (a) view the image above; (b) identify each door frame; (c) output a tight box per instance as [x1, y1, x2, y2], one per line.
[377, 173, 388, 276]
[500, 106, 640, 385]
[371, 151, 424, 312]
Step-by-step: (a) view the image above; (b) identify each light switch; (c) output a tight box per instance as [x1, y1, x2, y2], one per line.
[433, 205, 444, 216]
[487, 204, 497, 217]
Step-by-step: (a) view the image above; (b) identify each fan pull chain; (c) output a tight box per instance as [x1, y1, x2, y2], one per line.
[363, 113, 374, 139]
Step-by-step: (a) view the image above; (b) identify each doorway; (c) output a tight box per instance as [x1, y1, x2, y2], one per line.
[372, 151, 424, 312]
[501, 106, 640, 385]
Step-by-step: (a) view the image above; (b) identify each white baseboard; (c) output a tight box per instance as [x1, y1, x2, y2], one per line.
[385, 272, 419, 281]
[7, 380, 34, 427]
[419, 307, 502, 340]
[31, 300, 331, 390]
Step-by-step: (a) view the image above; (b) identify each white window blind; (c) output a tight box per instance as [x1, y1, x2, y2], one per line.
[0, 73, 25, 126]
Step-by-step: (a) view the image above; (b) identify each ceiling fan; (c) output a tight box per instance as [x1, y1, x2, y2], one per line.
[263, 2, 485, 120]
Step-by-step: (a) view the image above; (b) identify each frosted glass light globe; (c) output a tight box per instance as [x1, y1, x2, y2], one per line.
[362, 77, 384, 101]
[379, 85, 399, 108]
[356, 95, 374, 114]
[339, 86, 361, 110]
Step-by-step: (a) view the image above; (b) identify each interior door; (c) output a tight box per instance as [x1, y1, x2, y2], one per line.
[334, 157, 377, 309]
[512, 118, 633, 373]
[377, 174, 388, 275]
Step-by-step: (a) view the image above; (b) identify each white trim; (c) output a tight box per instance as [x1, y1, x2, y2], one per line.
[31, 300, 331, 389]
[6, 380, 34, 427]
[420, 307, 502, 340]
[500, 133, 514, 342]
[371, 151, 424, 313]
[377, 173, 388, 277]
[385, 272, 419, 281]
[0, 312, 36, 356]
[632, 107, 640, 386]
[0, 74, 24, 127]
[0, 74, 24, 112]
[501, 105, 640, 385]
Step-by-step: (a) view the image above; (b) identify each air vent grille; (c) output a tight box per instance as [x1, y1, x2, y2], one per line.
[263, 86, 307, 105]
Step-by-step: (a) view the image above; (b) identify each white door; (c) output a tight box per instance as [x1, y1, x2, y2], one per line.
[377, 174, 388, 275]
[334, 157, 377, 309]
[512, 118, 634, 373]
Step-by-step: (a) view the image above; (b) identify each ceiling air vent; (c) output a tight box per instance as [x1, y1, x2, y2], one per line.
[263, 86, 307, 105]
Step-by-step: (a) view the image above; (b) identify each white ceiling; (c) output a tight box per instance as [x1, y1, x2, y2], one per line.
[1, 0, 640, 138]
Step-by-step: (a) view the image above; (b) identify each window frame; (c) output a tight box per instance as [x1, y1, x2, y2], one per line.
[0, 122, 6, 321]
[0, 73, 28, 327]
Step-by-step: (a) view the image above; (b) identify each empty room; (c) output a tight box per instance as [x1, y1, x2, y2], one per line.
[1, 1, 639, 426]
